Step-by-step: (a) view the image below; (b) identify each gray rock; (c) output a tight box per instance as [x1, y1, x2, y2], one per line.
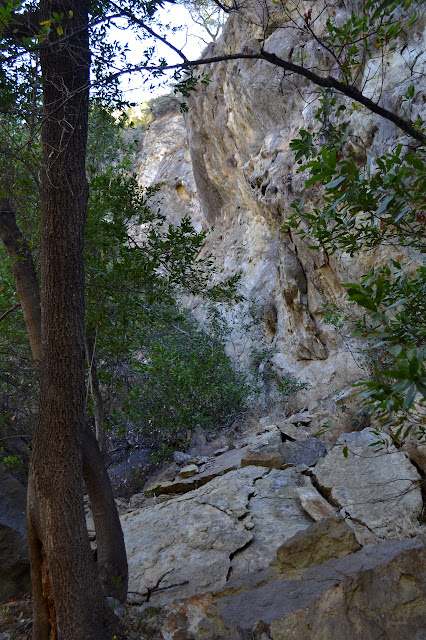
[161, 537, 426, 640]
[217, 537, 426, 636]
[188, 425, 208, 456]
[122, 467, 265, 605]
[280, 438, 327, 467]
[0, 463, 31, 601]
[231, 469, 313, 576]
[173, 451, 192, 466]
[313, 428, 423, 538]
[179, 464, 199, 478]
[144, 447, 249, 495]
[294, 477, 337, 521]
[129, 492, 146, 510]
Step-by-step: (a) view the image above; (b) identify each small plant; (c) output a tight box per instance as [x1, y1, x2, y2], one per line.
[130, 467, 145, 490]
[1, 453, 24, 472]
[321, 302, 349, 330]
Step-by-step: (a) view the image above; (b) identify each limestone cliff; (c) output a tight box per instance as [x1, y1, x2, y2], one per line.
[137, 0, 425, 415]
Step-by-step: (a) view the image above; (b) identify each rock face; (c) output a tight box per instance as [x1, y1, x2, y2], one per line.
[0, 464, 31, 601]
[128, 1, 426, 636]
[217, 536, 426, 640]
[122, 465, 314, 605]
[136, 0, 426, 424]
[313, 429, 424, 538]
[160, 534, 426, 640]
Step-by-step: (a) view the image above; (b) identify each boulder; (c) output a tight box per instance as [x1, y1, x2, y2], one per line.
[240, 450, 284, 469]
[122, 465, 318, 606]
[160, 537, 426, 640]
[313, 429, 423, 538]
[122, 467, 265, 605]
[173, 451, 192, 466]
[271, 516, 361, 579]
[0, 464, 31, 601]
[219, 537, 426, 639]
[280, 438, 327, 467]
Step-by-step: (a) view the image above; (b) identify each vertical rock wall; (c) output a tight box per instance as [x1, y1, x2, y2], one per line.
[137, 0, 425, 411]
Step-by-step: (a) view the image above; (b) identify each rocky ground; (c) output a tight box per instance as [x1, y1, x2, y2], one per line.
[2, 408, 425, 640]
[105, 410, 425, 639]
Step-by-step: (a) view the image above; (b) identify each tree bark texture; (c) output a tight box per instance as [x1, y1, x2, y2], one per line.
[0, 199, 42, 365]
[0, 169, 128, 617]
[26, 1, 114, 637]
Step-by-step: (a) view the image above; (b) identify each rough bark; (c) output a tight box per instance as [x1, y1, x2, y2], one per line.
[0, 200, 42, 365]
[0, 202, 128, 609]
[25, 0, 114, 637]
[82, 426, 128, 600]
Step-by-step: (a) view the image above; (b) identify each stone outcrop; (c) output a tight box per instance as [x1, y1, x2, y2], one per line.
[0, 464, 31, 601]
[122, 464, 314, 606]
[313, 428, 424, 538]
[127, 1, 426, 635]
[160, 535, 426, 640]
[120, 416, 425, 623]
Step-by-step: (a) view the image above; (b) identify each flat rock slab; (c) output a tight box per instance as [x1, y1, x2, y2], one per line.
[231, 469, 313, 576]
[122, 466, 265, 605]
[313, 429, 423, 538]
[144, 447, 249, 495]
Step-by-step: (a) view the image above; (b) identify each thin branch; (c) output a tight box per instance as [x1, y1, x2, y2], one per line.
[0, 303, 21, 323]
[119, 49, 425, 142]
[108, 0, 189, 63]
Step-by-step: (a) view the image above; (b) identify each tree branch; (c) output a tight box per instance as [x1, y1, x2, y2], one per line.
[124, 49, 425, 142]
[0, 303, 21, 323]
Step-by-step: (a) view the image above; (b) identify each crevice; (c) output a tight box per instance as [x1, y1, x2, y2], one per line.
[280, 431, 296, 443]
[229, 537, 254, 563]
[288, 230, 328, 355]
[310, 474, 341, 510]
[310, 476, 378, 534]
[406, 457, 426, 524]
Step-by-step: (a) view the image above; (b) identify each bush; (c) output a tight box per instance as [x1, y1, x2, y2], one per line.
[148, 93, 180, 119]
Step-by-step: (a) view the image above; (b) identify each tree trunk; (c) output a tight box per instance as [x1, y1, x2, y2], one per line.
[85, 330, 107, 453]
[0, 200, 42, 365]
[0, 184, 128, 613]
[83, 426, 128, 601]
[26, 0, 114, 637]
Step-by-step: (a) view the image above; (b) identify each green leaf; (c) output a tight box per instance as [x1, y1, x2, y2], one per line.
[376, 195, 394, 215]
[348, 293, 377, 312]
[389, 344, 403, 356]
[403, 384, 416, 410]
[325, 176, 345, 189]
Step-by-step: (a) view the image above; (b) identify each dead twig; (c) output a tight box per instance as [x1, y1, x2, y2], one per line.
[127, 572, 189, 603]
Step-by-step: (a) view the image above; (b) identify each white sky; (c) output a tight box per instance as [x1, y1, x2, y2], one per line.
[113, 5, 209, 104]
